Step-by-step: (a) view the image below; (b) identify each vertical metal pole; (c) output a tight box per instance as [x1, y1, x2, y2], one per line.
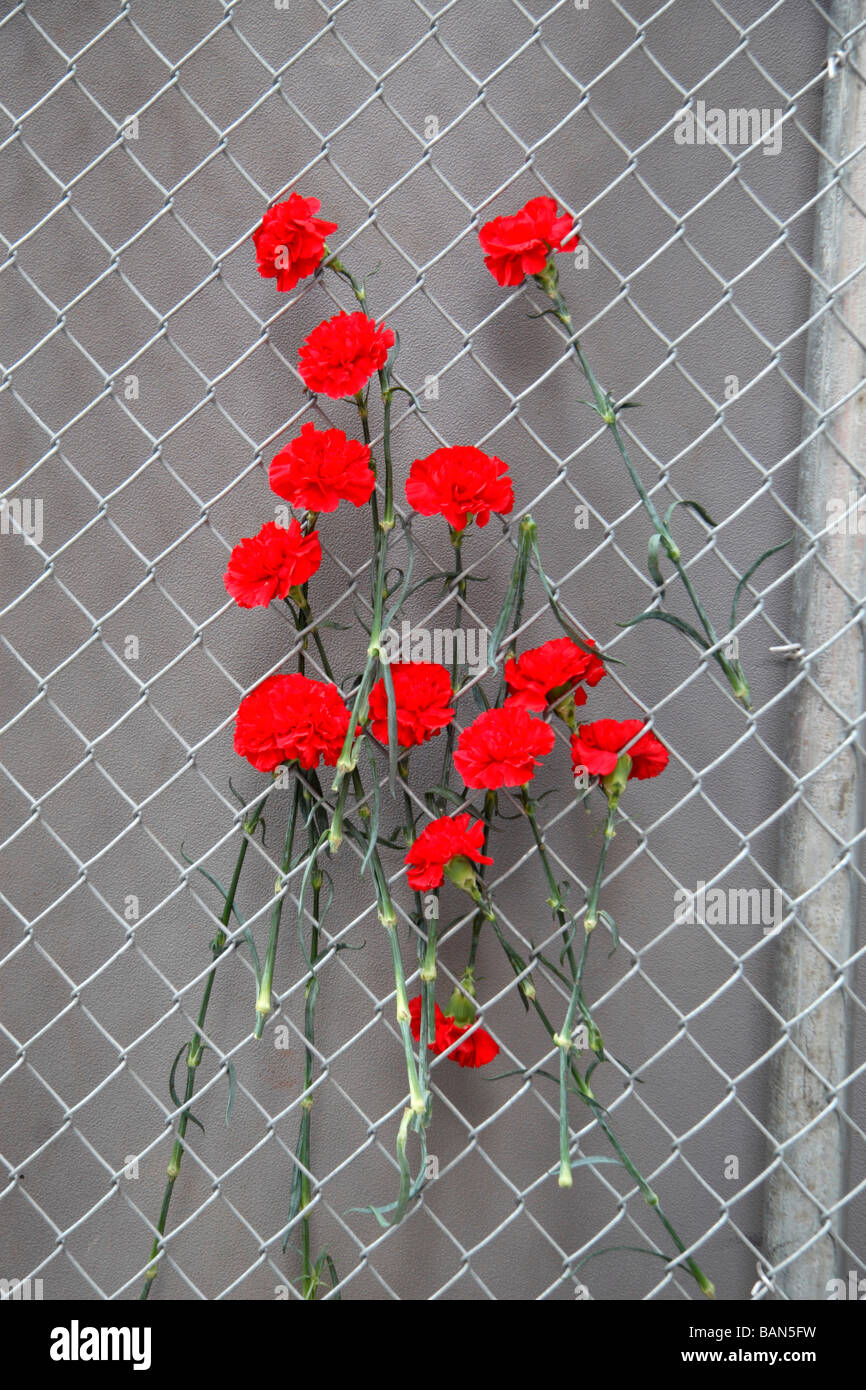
[765, 1, 866, 1300]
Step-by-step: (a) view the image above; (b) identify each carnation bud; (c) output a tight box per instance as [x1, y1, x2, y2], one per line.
[535, 260, 559, 297]
[552, 687, 577, 729]
[601, 753, 632, 815]
[447, 969, 476, 1028]
[443, 854, 480, 897]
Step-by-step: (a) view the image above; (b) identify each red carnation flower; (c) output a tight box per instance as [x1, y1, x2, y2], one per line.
[404, 812, 493, 892]
[405, 445, 514, 531]
[298, 311, 395, 399]
[234, 673, 351, 773]
[269, 422, 375, 513]
[408, 996, 499, 1069]
[368, 661, 454, 749]
[454, 705, 556, 789]
[440, 1015, 500, 1068]
[479, 196, 575, 288]
[252, 193, 337, 292]
[570, 718, 669, 782]
[224, 519, 321, 609]
[504, 636, 605, 714]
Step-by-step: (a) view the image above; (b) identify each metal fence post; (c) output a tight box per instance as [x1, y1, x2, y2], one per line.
[765, 0, 866, 1301]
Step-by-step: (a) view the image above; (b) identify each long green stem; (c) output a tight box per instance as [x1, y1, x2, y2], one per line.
[324, 251, 381, 533]
[370, 846, 426, 1116]
[481, 888, 713, 1298]
[300, 844, 322, 1296]
[538, 269, 749, 706]
[520, 787, 577, 979]
[331, 518, 390, 792]
[140, 794, 267, 1298]
[437, 534, 465, 804]
[378, 370, 394, 533]
[556, 930, 591, 1188]
[556, 801, 616, 1187]
[255, 778, 302, 1037]
[399, 768, 434, 1110]
[354, 391, 380, 533]
[291, 588, 338, 685]
[584, 802, 616, 933]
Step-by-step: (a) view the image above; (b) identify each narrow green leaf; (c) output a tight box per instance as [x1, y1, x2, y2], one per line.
[427, 783, 465, 806]
[388, 380, 427, 416]
[297, 831, 329, 970]
[529, 534, 622, 664]
[225, 1059, 237, 1127]
[360, 746, 381, 876]
[382, 523, 416, 632]
[647, 533, 665, 594]
[243, 929, 262, 991]
[488, 548, 523, 670]
[323, 1254, 341, 1298]
[284, 1108, 311, 1247]
[572, 1244, 672, 1275]
[598, 909, 619, 957]
[471, 682, 490, 712]
[381, 327, 400, 387]
[490, 1065, 560, 1085]
[380, 659, 400, 799]
[730, 535, 794, 630]
[168, 1044, 206, 1138]
[168, 1044, 187, 1111]
[618, 608, 710, 650]
[664, 498, 717, 531]
[178, 847, 245, 928]
[351, 1115, 428, 1229]
[567, 1155, 625, 1170]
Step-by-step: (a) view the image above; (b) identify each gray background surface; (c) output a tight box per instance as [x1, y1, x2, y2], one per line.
[0, 0, 862, 1300]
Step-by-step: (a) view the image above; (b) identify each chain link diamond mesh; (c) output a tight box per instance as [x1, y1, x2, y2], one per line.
[0, 0, 863, 1301]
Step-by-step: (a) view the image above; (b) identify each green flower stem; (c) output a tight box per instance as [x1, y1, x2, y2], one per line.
[323, 251, 382, 534]
[327, 774, 351, 855]
[331, 518, 390, 794]
[538, 269, 749, 706]
[299, 843, 323, 1297]
[255, 778, 303, 1037]
[398, 767, 434, 1107]
[140, 794, 268, 1299]
[463, 789, 538, 1008]
[481, 890, 714, 1298]
[520, 787, 577, 979]
[351, 766, 372, 823]
[467, 914, 483, 970]
[324, 253, 393, 533]
[377, 371, 395, 533]
[291, 588, 338, 685]
[354, 391, 381, 533]
[583, 1078, 714, 1298]
[556, 928, 591, 1188]
[584, 802, 617, 933]
[438, 532, 465, 803]
[418, 904, 437, 1097]
[554, 797, 617, 1188]
[370, 846, 426, 1116]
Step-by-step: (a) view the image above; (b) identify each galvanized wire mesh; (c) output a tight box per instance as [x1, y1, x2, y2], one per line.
[0, 0, 864, 1301]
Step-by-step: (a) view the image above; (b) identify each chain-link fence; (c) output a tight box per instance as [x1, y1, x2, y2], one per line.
[1, 0, 863, 1301]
